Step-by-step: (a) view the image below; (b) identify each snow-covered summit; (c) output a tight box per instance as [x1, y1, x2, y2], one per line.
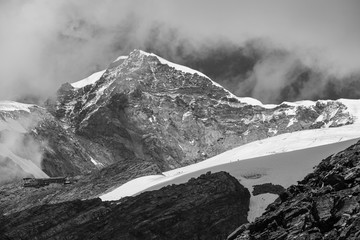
[136, 50, 210, 79]
[113, 55, 128, 63]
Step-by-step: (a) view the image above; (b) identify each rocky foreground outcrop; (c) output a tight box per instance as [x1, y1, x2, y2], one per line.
[0, 171, 250, 240]
[228, 140, 360, 240]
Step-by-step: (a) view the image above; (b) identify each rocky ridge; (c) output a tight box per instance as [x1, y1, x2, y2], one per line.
[0, 171, 250, 240]
[229, 140, 360, 240]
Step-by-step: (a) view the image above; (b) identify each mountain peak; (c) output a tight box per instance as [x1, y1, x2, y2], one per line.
[50, 49, 358, 174]
[72, 49, 237, 102]
[127, 49, 211, 79]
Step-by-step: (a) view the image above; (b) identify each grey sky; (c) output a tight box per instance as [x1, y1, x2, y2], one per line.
[0, 0, 359, 102]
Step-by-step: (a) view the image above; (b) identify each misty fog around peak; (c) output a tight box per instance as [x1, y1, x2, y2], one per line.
[0, 113, 47, 184]
[1, 0, 360, 104]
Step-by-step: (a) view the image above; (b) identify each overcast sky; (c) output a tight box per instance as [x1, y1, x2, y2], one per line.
[0, 0, 359, 102]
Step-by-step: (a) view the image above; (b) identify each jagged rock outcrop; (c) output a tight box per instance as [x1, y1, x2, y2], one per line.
[47, 49, 355, 171]
[228, 140, 360, 240]
[0, 171, 250, 240]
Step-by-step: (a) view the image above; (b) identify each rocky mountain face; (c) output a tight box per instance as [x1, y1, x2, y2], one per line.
[46, 49, 355, 172]
[0, 171, 250, 240]
[228, 140, 360, 240]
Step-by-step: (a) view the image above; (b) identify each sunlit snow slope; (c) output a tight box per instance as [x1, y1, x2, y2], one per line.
[101, 120, 360, 221]
[71, 70, 106, 89]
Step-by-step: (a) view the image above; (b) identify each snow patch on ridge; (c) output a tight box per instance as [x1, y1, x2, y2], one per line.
[138, 50, 210, 79]
[287, 118, 297, 127]
[71, 70, 106, 88]
[283, 100, 316, 108]
[268, 128, 278, 135]
[136, 50, 244, 99]
[113, 55, 128, 62]
[0, 101, 33, 113]
[90, 157, 103, 167]
[182, 111, 192, 121]
[236, 98, 317, 109]
[338, 99, 360, 122]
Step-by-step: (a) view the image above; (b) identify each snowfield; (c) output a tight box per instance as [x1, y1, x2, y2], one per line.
[101, 122, 360, 220]
[113, 55, 128, 62]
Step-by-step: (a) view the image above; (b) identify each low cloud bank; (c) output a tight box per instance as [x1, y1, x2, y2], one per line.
[1, 0, 360, 104]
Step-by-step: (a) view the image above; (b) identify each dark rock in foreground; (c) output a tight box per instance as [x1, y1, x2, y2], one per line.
[0, 171, 250, 240]
[228, 140, 360, 240]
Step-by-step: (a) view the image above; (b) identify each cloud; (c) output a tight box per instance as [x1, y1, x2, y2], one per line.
[0, 0, 360, 103]
[247, 51, 300, 103]
[0, 114, 47, 184]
